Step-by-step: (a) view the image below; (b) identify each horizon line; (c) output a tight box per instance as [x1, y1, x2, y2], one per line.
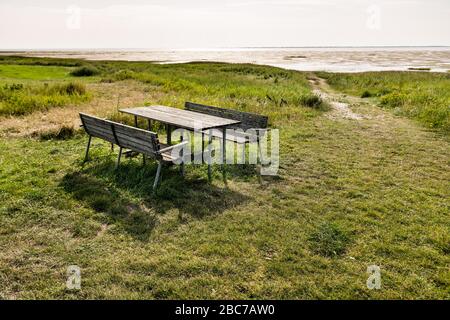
[1, 45, 450, 52]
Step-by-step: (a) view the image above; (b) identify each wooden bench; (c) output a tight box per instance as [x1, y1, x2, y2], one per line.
[184, 102, 268, 144]
[185, 102, 269, 180]
[79, 113, 187, 190]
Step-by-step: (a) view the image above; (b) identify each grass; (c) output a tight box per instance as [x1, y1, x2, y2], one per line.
[0, 64, 73, 80]
[318, 71, 450, 133]
[0, 56, 449, 299]
[308, 222, 351, 258]
[0, 81, 89, 116]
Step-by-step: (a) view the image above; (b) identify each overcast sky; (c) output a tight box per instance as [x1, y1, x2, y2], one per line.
[0, 0, 449, 49]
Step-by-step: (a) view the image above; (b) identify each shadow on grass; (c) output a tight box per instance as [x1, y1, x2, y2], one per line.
[60, 158, 251, 240]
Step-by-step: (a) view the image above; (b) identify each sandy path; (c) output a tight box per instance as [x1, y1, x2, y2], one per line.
[308, 75, 366, 120]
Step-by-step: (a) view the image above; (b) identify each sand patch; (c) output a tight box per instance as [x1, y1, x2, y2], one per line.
[309, 78, 366, 120]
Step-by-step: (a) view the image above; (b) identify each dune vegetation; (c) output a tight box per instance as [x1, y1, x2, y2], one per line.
[318, 71, 450, 133]
[0, 56, 448, 299]
[0, 81, 89, 116]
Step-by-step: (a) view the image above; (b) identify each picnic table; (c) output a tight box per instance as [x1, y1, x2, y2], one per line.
[119, 105, 241, 182]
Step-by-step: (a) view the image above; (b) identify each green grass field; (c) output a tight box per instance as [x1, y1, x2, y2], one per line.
[0, 56, 448, 299]
[0, 64, 73, 80]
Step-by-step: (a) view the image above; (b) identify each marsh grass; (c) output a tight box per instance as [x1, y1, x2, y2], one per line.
[318, 71, 450, 132]
[0, 81, 89, 115]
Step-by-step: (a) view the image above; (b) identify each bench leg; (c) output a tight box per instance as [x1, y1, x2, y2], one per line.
[115, 147, 123, 170]
[153, 161, 162, 190]
[257, 137, 263, 184]
[180, 135, 185, 177]
[142, 154, 146, 166]
[257, 136, 266, 165]
[83, 135, 92, 163]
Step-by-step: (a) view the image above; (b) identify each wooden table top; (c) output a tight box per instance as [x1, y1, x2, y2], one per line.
[120, 105, 241, 131]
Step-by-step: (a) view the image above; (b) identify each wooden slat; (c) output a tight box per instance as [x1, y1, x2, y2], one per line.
[82, 116, 156, 142]
[201, 129, 256, 144]
[79, 113, 161, 157]
[119, 105, 241, 131]
[185, 102, 268, 130]
[82, 121, 152, 144]
[84, 127, 116, 144]
[82, 119, 158, 153]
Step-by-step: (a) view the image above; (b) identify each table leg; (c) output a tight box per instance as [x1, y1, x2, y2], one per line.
[202, 132, 205, 163]
[167, 124, 172, 145]
[134, 115, 138, 127]
[208, 129, 212, 182]
[147, 119, 152, 131]
[222, 128, 227, 184]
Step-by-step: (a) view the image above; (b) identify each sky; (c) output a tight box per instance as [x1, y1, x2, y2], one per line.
[0, 0, 449, 49]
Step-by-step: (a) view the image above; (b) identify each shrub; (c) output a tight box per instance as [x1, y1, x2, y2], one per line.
[3, 83, 24, 91]
[361, 90, 373, 98]
[38, 126, 77, 140]
[70, 66, 99, 77]
[113, 70, 136, 81]
[54, 82, 86, 95]
[299, 93, 323, 108]
[380, 92, 407, 108]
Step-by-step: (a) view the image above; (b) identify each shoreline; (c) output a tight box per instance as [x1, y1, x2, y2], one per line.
[1, 48, 449, 73]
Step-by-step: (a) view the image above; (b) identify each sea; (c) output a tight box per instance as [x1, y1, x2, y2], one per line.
[1, 47, 449, 73]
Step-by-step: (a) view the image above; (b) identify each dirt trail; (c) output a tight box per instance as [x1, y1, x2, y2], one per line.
[308, 75, 366, 120]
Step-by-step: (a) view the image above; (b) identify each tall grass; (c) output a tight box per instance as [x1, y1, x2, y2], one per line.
[319, 71, 450, 132]
[101, 63, 326, 125]
[1, 57, 325, 120]
[0, 81, 89, 116]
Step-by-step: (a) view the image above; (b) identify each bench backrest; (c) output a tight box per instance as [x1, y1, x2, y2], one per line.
[185, 102, 268, 130]
[79, 113, 160, 156]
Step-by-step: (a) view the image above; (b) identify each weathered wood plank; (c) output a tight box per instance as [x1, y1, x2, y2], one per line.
[119, 106, 241, 131]
[79, 113, 163, 158]
[185, 102, 268, 130]
[82, 120, 158, 152]
[201, 128, 257, 144]
[82, 114, 157, 138]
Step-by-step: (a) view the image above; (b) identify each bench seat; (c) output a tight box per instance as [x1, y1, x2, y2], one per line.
[79, 113, 187, 189]
[201, 129, 258, 144]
